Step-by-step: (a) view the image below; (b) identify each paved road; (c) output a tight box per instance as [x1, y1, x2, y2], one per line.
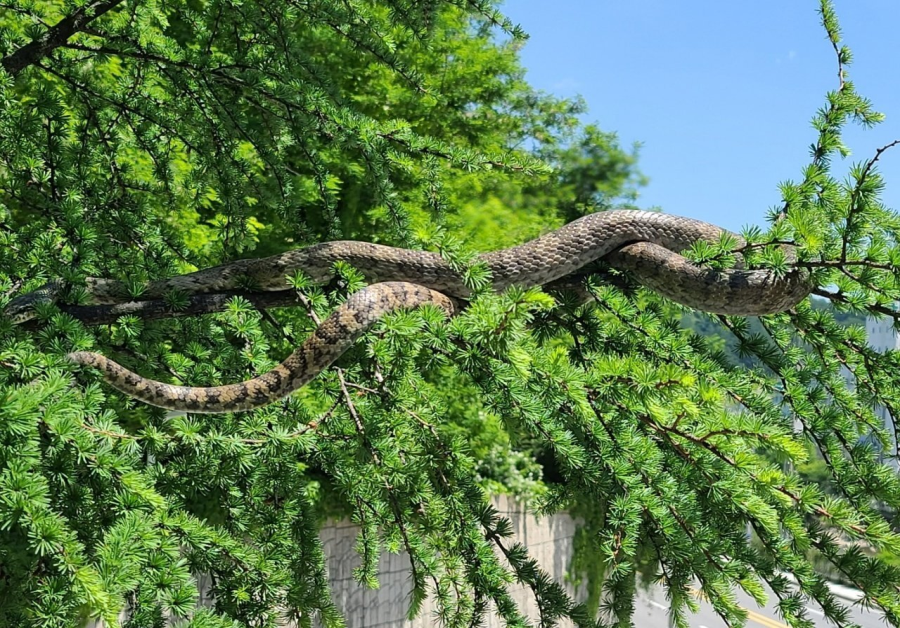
[632, 582, 884, 628]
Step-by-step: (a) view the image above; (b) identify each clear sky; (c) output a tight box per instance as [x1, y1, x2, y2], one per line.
[502, 0, 900, 233]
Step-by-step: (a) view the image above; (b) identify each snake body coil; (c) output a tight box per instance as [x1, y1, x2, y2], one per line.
[7, 210, 812, 413]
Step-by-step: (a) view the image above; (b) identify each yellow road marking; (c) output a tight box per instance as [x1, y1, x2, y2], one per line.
[744, 607, 788, 628]
[688, 587, 788, 628]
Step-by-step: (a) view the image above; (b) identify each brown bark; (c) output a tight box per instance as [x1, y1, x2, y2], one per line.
[1, 0, 126, 76]
[19, 269, 624, 329]
[20, 290, 304, 329]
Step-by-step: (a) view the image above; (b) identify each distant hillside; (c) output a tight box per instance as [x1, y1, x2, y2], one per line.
[680, 297, 867, 367]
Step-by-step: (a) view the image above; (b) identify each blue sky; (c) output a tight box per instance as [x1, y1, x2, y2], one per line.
[502, 1, 900, 233]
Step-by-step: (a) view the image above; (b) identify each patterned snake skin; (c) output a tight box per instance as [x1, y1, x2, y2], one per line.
[6, 210, 812, 413]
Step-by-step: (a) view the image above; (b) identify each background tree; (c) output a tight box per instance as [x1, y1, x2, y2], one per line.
[0, 1, 899, 627]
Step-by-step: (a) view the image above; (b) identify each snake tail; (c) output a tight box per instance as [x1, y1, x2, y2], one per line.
[67, 282, 456, 413]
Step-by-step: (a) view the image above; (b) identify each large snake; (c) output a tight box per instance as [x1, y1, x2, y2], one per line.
[5, 210, 812, 413]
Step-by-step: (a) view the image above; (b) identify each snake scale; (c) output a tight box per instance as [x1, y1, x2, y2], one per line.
[6, 210, 812, 413]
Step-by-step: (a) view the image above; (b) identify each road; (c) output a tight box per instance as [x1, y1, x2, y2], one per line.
[632, 582, 884, 628]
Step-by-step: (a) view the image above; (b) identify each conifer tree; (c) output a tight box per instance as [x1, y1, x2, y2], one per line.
[0, 1, 899, 627]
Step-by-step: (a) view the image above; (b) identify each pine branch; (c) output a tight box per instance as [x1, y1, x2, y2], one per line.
[840, 139, 900, 263]
[0, 0, 126, 76]
[813, 288, 900, 321]
[14, 270, 616, 329]
[22, 290, 304, 329]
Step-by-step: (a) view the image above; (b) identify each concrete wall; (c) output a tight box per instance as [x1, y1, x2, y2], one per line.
[865, 315, 900, 468]
[87, 495, 582, 627]
[316, 495, 580, 628]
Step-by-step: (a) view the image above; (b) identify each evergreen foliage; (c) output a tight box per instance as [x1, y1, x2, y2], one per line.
[0, 1, 899, 627]
[680, 297, 867, 369]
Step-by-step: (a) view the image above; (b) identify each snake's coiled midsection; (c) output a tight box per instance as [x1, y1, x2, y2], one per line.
[6, 210, 812, 413]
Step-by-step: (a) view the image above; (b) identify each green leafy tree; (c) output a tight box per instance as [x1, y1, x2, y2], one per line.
[1, 1, 899, 628]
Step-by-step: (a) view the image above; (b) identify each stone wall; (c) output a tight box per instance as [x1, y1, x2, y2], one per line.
[87, 495, 582, 627]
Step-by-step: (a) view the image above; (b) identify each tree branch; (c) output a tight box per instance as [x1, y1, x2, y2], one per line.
[21, 289, 304, 329]
[16, 270, 615, 329]
[0, 0, 126, 76]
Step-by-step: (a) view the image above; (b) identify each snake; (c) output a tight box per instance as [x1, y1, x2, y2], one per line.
[5, 210, 812, 413]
